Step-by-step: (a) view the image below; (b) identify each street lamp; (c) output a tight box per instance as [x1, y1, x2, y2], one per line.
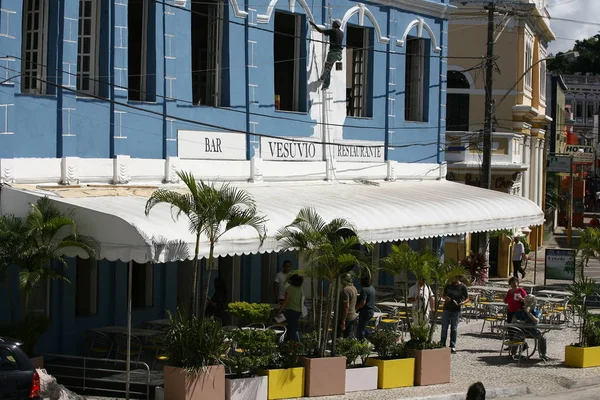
[497, 51, 579, 108]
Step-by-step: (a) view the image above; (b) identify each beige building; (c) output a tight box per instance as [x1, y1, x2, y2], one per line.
[445, 0, 555, 277]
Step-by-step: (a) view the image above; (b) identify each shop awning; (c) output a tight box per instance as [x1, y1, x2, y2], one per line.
[0, 180, 543, 263]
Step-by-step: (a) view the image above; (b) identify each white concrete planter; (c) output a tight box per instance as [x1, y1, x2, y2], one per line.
[345, 365, 378, 393]
[226, 375, 268, 400]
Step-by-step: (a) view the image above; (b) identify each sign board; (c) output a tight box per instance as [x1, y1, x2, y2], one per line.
[565, 145, 594, 164]
[261, 137, 323, 161]
[178, 130, 246, 160]
[544, 248, 576, 284]
[260, 137, 385, 162]
[547, 156, 571, 172]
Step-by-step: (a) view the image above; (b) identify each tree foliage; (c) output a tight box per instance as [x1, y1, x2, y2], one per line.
[548, 34, 600, 74]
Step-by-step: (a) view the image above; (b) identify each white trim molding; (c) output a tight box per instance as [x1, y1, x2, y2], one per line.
[370, 0, 452, 19]
[257, 0, 317, 25]
[397, 18, 441, 53]
[340, 4, 390, 44]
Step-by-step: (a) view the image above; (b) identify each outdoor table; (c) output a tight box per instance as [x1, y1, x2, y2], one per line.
[470, 285, 507, 292]
[241, 326, 285, 335]
[376, 301, 413, 308]
[373, 312, 387, 318]
[535, 296, 566, 304]
[479, 301, 506, 307]
[508, 323, 565, 360]
[97, 326, 160, 337]
[146, 319, 169, 326]
[495, 282, 538, 289]
[536, 290, 570, 297]
[588, 309, 600, 315]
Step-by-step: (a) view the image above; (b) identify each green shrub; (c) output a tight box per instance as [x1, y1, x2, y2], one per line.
[300, 332, 319, 358]
[224, 329, 278, 377]
[226, 302, 271, 324]
[273, 340, 305, 369]
[368, 330, 405, 360]
[336, 338, 372, 367]
[163, 309, 228, 373]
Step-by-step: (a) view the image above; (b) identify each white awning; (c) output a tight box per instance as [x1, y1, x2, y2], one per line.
[0, 180, 543, 263]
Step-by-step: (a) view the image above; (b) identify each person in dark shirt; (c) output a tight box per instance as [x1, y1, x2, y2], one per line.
[309, 19, 344, 90]
[441, 276, 469, 353]
[355, 275, 376, 339]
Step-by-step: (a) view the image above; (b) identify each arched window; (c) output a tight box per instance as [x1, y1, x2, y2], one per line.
[446, 71, 470, 131]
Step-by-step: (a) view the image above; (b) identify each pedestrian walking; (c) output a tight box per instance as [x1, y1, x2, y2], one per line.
[407, 276, 434, 323]
[338, 273, 359, 338]
[355, 275, 376, 339]
[512, 237, 526, 279]
[276, 274, 304, 342]
[441, 276, 469, 353]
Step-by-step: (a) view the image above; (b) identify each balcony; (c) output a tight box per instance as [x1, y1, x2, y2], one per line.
[445, 131, 525, 169]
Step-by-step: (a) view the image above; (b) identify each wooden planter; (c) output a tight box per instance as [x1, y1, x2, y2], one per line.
[300, 356, 346, 396]
[345, 365, 378, 393]
[565, 345, 600, 368]
[226, 375, 268, 400]
[164, 365, 225, 400]
[365, 357, 415, 389]
[260, 367, 304, 400]
[408, 347, 451, 386]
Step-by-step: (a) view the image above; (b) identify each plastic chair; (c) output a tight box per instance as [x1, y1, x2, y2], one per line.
[266, 324, 287, 343]
[499, 326, 529, 365]
[244, 322, 266, 330]
[87, 329, 114, 360]
[115, 333, 144, 364]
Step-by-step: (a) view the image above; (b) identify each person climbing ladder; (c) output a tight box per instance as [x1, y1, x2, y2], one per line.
[310, 19, 344, 90]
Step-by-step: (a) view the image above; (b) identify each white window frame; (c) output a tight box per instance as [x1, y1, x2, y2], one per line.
[77, 0, 101, 96]
[524, 34, 533, 90]
[273, 11, 302, 112]
[21, 0, 49, 94]
[405, 38, 426, 122]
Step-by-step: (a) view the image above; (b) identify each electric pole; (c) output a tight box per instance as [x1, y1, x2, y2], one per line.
[481, 1, 495, 190]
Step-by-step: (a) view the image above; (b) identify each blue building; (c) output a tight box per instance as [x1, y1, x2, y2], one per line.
[0, 0, 542, 357]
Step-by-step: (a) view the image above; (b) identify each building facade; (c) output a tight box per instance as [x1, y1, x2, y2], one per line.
[445, 0, 554, 275]
[563, 73, 600, 147]
[0, 0, 543, 357]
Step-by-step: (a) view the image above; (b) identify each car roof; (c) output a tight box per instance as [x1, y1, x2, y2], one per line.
[0, 336, 24, 346]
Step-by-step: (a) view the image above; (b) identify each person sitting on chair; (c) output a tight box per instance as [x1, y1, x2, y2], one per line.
[513, 295, 547, 360]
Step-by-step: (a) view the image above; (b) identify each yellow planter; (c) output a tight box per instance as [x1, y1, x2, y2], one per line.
[565, 345, 600, 368]
[260, 367, 305, 400]
[365, 357, 415, 389]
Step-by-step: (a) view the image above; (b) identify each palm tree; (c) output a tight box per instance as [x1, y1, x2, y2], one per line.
[276, 207, 371, 357]
[578, 227, 600, 278]
[18, 197, 98, 314]
[145, 171, 267, 318]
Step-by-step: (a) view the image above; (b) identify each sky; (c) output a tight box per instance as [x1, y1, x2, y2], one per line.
[547, 0, 599, 54]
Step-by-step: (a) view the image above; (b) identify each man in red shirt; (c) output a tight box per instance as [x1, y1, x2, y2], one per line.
[504, 277, 527, 323]
[590, 215, 600, 227]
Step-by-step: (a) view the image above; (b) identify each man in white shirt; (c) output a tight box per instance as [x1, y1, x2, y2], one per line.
[407, 277, 434, 323]
[274, 260, 292, 304]
[512, 237, 526, 279]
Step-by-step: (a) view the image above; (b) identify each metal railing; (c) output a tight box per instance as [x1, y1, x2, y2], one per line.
[44, 354, 153, 400]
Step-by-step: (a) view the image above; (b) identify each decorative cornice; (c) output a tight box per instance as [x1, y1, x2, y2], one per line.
[369, 0, 452, 19]
[397, 18, 441, 53]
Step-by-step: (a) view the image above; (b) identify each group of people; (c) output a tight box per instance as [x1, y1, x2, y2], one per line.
[504, 277, 547, 360]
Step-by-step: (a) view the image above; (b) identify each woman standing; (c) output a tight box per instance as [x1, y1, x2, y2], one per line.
[276, 274, 304, 342]
[504, 277, 526, 323]
[441, 276, 469, 354]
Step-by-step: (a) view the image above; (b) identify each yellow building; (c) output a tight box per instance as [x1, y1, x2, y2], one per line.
[445, 0, 555, 277]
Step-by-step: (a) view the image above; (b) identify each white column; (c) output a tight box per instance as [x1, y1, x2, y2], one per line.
[531, 138, 538, 204]
[523, 136, 531, 199]
[538, 141, 544, 208]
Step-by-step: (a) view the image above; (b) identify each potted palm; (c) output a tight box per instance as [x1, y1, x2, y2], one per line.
[224, 329, 278, 400]
[146, 171, 267, 318]
[261, 339, 306, 399]
[565, 277, 600, 368]
[381, 244, 466, 386]
[365, 330, 414, 388]
[276, 208, 372, 397]
[0, 197, 98, 367]
[162, 310, 229, 400]
[336, 338, 377, 393]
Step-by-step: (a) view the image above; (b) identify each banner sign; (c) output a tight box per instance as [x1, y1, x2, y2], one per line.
[547, 156, 571, 173]
[544, 248, 576, 283]
[565, 145, 594, 164]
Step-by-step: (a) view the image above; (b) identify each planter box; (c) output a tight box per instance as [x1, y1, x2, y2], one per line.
[30, 356, 44, 369]
[164, 365, 225, 400]
[365, 357, 415, 389]
[260, 367, 304, 400]
[300, 356, 346, 396]
[408, 347, 451, 386]
[345, 365, 378, 393]
[226, 375, 268, 400]
[565, 345, 600, 368]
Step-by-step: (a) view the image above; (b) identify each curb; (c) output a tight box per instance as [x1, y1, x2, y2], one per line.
[401, 385, 530, 400]
[565, 377, 600, 390]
